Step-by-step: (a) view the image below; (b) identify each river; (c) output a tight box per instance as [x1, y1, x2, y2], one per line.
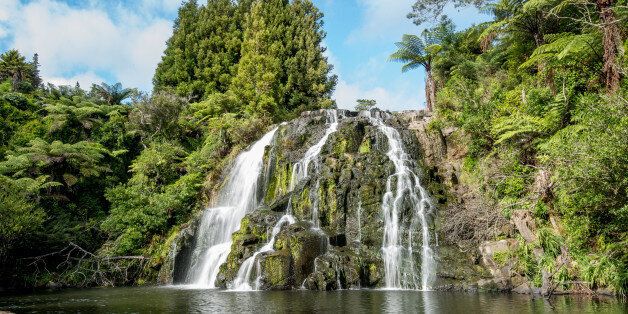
[1, 287, 625, 313]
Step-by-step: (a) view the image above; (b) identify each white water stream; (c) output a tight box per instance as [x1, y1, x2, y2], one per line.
[230, 110, 339, 290]
[185, 127, 278, 288]
[369, 113, 436, 290]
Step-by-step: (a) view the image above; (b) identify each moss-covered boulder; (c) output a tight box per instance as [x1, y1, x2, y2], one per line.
[304, 247, 380, 290]
[258, 251, 294, 290]
[254, 222, 327, 289]
[216, 208, 281, 287]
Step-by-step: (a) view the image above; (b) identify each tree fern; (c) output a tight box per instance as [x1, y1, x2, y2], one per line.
[492, 90, 569, 145]
[519, 32, 600, 69]
[0, 138, 111, 186]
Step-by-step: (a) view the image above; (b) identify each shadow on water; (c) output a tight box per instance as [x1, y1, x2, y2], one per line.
[0, 287, 626, 313]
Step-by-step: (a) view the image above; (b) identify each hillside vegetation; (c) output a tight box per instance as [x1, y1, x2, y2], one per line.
[0, 0, 335, 288]
[400, 0, 627, 294]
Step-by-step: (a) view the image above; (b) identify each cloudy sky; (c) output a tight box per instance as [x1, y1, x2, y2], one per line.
[0, 0, 489, 111]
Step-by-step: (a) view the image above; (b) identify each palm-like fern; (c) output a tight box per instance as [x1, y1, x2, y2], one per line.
[492, 90, 569, 145]
[390, 34, 433, 72]
[389, 34, 441, 111]
[519, 32, 600, 69]
[0, 139, 111, 188]
[91, 82, 135, 105]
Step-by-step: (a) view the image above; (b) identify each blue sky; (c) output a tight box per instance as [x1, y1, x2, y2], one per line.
[0, 0, 490, 111]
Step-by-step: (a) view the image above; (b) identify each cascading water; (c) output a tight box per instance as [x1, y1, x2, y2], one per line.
[369, 112, 436, 291]
[230, 110, 339, 290]
[184, 127, 278, 288]
[290, 110, 339, 187]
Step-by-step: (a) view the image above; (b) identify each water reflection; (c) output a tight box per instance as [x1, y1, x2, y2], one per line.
[1, 287, 625, 313]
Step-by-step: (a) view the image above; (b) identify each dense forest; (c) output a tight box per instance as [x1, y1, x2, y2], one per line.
[395, 0, 627, 294]
[0, 0, 625, 295]
[0, 0, 335, 288]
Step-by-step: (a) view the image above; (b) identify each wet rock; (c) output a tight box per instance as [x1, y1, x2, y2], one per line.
[275, 223, 328, 284]
[216, 209, 281, 287]
[161, 215, 202, 284]
[259, 251, 294, 290]
[201, 110, 439, 290]
[304, 248, 364, 290]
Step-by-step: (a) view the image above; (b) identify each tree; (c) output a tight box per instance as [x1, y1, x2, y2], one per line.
[30, 53, 42, 88]
[230, 0, 289, 118]
[595, 0, 623, 92]
[128, 92, 187, 144]
[355, 99, 377, 111]
[91, 82, 135, 105]
[153, 0, 242, 100]
[389, 17, 454, 111]
[281, 0, 336, 113]
[0, 139, 111, 191]
[0, 176, 47, 266]
[546, 0, 625, 92]
[407, 0, 488, 25]
[0, 50, 34, 91]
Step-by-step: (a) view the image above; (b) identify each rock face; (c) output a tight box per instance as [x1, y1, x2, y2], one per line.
[171, 109, 497, 291]
[213, 110, 405, 290]
[397, 111, 592, 295]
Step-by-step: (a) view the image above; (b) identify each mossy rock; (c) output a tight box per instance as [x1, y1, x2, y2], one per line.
[216, 209, 281, 287]
[259, 251, 294, 290]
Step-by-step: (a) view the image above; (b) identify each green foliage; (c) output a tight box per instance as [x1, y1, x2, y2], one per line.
[537, 227, 562, 258]
[580, 253, 627, 294]
[128, 92, 188, 143]
[102, 143, 201, 255]
[128, 142, 186, 186]
[519, 33, 601, 70]
[514, 238, 539, 280]
[0, 0, 335, 287]
[153, 0, 241, 100]
[0, 49, 41, 92]
[420, 0, 627, 294]
[355, 99, 377, 111]
[90, 82, 137, 105]
[539, 95, 627, 249]
[154, 0, 335, 119]
[0, 176, 47, 260]
[0, 139, 111, 188]
[493, 251, 510, 266]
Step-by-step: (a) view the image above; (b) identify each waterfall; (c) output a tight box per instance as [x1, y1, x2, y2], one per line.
[230, 110, 339, 290]
[369, 113, 436, 291]
[184, 127, 279, 288]
[290, 110, 339, 188]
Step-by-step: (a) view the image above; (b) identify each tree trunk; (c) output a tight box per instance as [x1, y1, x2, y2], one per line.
[596, 0, 622, 92]
[425, 67, 435, 112]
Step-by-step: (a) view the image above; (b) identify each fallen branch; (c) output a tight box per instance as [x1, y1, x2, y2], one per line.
[18, 242, 149, 287]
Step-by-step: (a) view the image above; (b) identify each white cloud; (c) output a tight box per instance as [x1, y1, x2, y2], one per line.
[0, 0, 18, 21]
[334, 78, 425, 112]
[2, 0, 175, 91]
[347, 0, 416, 43]
[46, 71, 106, 88]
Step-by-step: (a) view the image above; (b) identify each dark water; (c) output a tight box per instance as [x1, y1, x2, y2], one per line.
[0, 287, 625, 313]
